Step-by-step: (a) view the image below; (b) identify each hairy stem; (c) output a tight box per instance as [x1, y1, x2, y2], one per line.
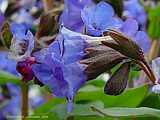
[21, 81, 29, 120]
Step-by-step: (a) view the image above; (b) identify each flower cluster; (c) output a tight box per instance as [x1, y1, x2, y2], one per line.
[30, 0, 152, 112]
[0, 0, 156, 113]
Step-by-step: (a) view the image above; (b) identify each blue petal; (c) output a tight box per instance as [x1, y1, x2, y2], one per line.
[93, 2, 114, 28]
[134, 31, 151, 53]
[61, 32, 86, 64]
[63, 63, 86, 113]
[120, 18, 138, 37]
[63, 63, 86, 94]
[10, 23, 28, 39]
[32, 54, 69, 98]
[81, 1, 118, 36]
[60, 0, 92, 32]
[123, 0, 147, 29]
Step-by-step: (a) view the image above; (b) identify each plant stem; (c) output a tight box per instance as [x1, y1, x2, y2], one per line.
[42, 0, 54, 12]
[21, 81, 29, 120]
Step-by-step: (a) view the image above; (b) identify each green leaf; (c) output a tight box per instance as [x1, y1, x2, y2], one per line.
[91, 106, 160, 118]
[0, 71, 20, 85]
[76, 84, 148, 107]
[87, 79, 105, 87]
[1, 21, 13, 49]
[34, 98, 65, 114]
[139, 93, 160, 109]
[31, 101, 104, 120]
[54, 101, 104, 120]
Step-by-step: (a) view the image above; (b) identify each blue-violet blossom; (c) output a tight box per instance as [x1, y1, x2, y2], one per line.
[32, 27, 88, 112]
[81, 1, 122, 36]
[123, 0, 147, 30]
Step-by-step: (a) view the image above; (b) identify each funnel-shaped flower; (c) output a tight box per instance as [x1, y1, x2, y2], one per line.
[81, 1, 122, 36]
[32, 27, 87, 112]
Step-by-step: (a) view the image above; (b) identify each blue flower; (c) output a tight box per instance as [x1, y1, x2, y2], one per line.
[32, 27, 87, 112]
[81, 1, 150, 53]
[123, 0, 147, 30]
[81, 1, 123, 36]
[9, 23, 34, 61]
[59, 0, 93, 32]
[120, 18, 151, 53]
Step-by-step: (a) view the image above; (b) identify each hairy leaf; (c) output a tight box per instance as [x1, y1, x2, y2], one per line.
[104, 62, 130, 95]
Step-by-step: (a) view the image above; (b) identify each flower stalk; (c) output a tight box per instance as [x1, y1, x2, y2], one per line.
[21, 81, 29, 120]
